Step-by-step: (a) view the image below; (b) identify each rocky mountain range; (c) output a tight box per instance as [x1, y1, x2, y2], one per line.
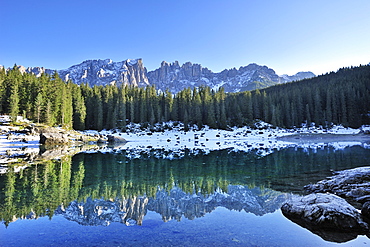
[6, 58, 315, 93]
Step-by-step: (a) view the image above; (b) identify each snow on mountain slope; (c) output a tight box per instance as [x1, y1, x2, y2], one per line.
[58, 58, 149, 87]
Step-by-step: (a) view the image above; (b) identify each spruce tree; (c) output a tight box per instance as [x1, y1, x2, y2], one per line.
[34, 93, 43, 124]
[8, 83, 19, 123]
[117, 86, 127, 131]
[164, 89, 173, 122]
[72, 85, 86, 130]
[93, 86, 103, 130]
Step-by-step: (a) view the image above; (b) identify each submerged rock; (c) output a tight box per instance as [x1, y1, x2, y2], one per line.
[281, 193, 368, 242]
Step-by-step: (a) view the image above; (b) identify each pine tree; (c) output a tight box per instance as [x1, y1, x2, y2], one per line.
[325, 89, 332, 128]
[164, 89, 173, 122]
[34, 93, 43, 124]
[340, 91, 347, 126]
[313, 89, 323, 126]
[0, 67, 5, 113]
[80, 83, 94, 129]
[129, 96, 135, 124]
[171, 96, 179, 121]
[253, 89, 262, 119]
[206, 97, 217, 128]
[117, 86, 127, 131]
[8, 83, 19, 123]
[71, 85, 86, 130]
[60, 83, 73, 129]
[93, 86, 103, 130]
[192, 88, 202, 127]
[305, 104, 311, 127]
[44, 100, 53, 126]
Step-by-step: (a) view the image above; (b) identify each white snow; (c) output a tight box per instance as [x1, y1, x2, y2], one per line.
[0, 114, 369, 173]
[85, 122, 370, 157]
[0, 134, 40, 156]
[81, 70, 88, 79]
[127, 59, 138, 66]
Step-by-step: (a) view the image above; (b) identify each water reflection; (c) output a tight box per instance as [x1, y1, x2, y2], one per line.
[54, 185, 288, 226]
[1, 146, 370, 244]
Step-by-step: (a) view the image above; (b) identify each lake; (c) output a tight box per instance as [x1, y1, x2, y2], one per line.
[1, 145, 370, 246]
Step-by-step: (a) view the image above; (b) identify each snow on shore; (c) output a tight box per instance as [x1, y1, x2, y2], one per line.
[0, 118, 369, 163]
[82, 122, 370, 156]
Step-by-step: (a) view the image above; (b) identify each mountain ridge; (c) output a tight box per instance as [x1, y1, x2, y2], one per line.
[2, 59, 316, 93]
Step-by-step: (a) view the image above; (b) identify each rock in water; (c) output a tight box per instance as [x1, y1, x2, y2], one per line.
[281, 193, 368, 242]
[304, 166, 370, 205]
[107, 135, 127, 144]
[39, 132, 70, 145]
[362, 201, 370, 223]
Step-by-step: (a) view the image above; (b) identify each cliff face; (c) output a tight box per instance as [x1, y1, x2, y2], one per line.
[147, 61, 315, 93]
[57, 58, 149, 87]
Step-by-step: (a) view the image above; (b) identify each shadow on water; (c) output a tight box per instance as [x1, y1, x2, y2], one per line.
[1, 145, 370, 244]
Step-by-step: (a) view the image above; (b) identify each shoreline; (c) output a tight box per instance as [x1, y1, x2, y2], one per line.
[277, 133, 370, 143]
[0, 122, 369, 171]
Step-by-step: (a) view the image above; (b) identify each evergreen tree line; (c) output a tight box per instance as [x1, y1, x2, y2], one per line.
[0, 64, 369, 130]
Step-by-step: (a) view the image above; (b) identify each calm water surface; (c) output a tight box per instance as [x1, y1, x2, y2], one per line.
[1, 146, 370, 246]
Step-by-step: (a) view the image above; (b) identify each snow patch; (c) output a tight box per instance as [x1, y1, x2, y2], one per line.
[81, 122, 370, 158]
[127, 59, 138, 66]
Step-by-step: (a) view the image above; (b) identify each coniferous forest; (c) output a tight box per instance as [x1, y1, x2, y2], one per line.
[0, 64, 369, 131]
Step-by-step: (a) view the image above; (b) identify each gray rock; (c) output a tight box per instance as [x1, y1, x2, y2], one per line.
[97, 137, 108, 144]
[58, 58, 149, 88]
[147, 61, 297, 93]
[304, 166, 370, 205]
[281, 193, 368, 242]
[39, 132, 70, 145]
[107, 135, 126, 143]
[362, 201, 370, 222]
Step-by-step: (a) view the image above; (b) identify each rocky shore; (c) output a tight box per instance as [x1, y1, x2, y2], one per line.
[1, 118, 369, 173]
[0, 122, 127, 172]
[281, 166, 370, 242]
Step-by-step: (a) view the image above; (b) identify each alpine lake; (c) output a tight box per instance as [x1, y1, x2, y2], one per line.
[1, 144, 370, 246]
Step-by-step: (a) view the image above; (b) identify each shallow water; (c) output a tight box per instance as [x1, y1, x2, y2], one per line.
[1, 145, 370, 246]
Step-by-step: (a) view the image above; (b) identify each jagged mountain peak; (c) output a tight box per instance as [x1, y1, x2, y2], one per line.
[280, 71, 316, 82]
[4, 59, 316, 93]
[147, 61, 293, 93]
[57, 58, 149, 87]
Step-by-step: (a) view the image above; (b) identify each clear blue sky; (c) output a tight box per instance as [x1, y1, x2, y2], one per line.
[1, 0, 370, 75]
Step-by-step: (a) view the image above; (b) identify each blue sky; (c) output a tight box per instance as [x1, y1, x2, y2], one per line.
[1, 0, 370, 75]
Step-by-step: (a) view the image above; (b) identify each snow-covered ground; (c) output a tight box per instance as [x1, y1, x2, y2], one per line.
[0, 117, 369, 165]
[82, 122, 370, 157]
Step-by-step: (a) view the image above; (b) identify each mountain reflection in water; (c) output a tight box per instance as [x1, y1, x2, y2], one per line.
[55, 185, 288, 226]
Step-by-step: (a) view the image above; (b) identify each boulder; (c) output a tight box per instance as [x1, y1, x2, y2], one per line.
[97, 137, 108, 144]
[39, 132, 70, 145]
[304, 166, 370, 205]
[281, 193, 368, 242]
[362, 201, 370, 223]
[107, 135, 126, 144]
